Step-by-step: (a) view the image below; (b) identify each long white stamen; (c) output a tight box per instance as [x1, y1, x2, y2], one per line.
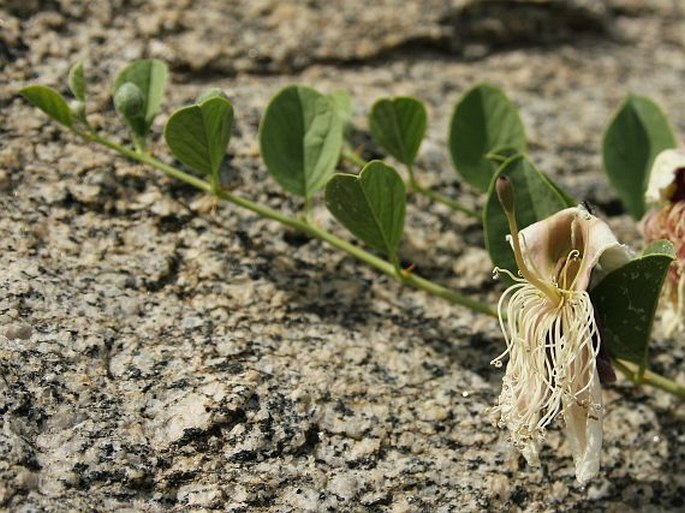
[491, 202, 631, 482]
[492, 281, 601, 464]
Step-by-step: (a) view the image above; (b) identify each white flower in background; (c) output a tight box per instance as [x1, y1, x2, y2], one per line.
[644, 148, 685, 205]
[641, 147, 685, 335]
[492, 177, 631, 484]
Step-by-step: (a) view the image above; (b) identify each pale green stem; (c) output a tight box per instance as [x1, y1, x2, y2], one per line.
[411, 181, 479, 218]
[340, 150, 478, 218]
[406, 163, 418, 188]
[131, 132, 147, 154]
[484, 151, 509, 164]
[612, 359, 685, 399]
[80, 130, 497, 318]
[341, 146, 367, 168]
[407, 162, 480, 218]
[303, 196, 313, 222]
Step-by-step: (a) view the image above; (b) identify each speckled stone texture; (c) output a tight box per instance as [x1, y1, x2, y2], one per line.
[1, 1, 685, 512]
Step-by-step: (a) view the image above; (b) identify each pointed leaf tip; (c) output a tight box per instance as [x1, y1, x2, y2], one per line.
[20, 85, 74, 128]
[68, 61, 86, 102]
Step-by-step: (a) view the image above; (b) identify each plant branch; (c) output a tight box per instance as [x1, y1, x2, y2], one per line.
[341, 146, 367, 168]
[612, 358, 685, 399]
[79, 130, 685, 399]
[411, 182, 478, 218]
[341, 149, 478, 218]
[81, 130, 497, 318]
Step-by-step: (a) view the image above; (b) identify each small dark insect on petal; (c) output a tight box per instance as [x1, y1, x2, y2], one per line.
[580, 200, 596, 215]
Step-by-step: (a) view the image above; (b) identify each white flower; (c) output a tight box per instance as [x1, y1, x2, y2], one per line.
[492, 178, 631, 484]
[641, 147, 685, 335]
[644, 148, 685, 206]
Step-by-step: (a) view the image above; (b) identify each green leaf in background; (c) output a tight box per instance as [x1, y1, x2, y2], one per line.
[164, 96, 234, 182]
[114, 59, 168, 137]
[369, 97, 427, 166]
[328, 90, 354, 135]
[196, 88, 228, 104]
[68, 61, 86, 101]
[449, 83, 527, 192]
[484, 155, 572, 275]
[325, 160, 406, 259]
[20, 85, 73, 128]
[260, 85, 343, 198]
[590, 240, 675, 375]
[602, 95, 676, 219]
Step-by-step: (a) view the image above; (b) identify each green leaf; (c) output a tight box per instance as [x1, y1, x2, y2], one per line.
[591, 240, 675, 373]
[196, 88, 227, 104]
[325, 160, 406, 258]
[484, 155, 572, 275]
[369, 97, 427, 166]
[449, 83, 527, 191]
[328, 90, 354, 135]
[68, 61, 86, 101]
[164, 96, 234, 181]
[260, 85, 343, 198]
[20, 85, 73, 128]
[114, 59, 168, 137]
[643, 239, 676, 257]
[602, 95, 676, 219]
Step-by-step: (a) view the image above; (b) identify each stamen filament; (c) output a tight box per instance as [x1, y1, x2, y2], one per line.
[506, 210, 562, 306]
[495, 176, 562, 306]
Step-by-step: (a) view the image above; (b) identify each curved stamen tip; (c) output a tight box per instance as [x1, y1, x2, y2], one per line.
[496, 176, 515, 215]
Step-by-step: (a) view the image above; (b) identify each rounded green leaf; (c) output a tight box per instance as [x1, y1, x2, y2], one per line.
[20, 85, 73, 128]
[369, 97, 427, 166]
[602, 95, 676, 219]
[259, 85, 343, 198]
[164, 96, 234, 180]
[590, 241, 675, 374]
[328, 90, 354, 135]
[196, 88, 227, 103]
[68, 61, 86, 102]
[449, 83, 527, 191]
[484, 155, 572, 274]
[114, 59, 168, 137]
[325, 160, 406, 258]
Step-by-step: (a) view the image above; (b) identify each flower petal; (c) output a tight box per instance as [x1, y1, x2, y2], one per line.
[512, 206, 631, 292]
[645, 148, 685, 205]
[563, 368, 603, 484]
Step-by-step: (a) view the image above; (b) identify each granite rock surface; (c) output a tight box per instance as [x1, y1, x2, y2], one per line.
[1, 1, 685, 512]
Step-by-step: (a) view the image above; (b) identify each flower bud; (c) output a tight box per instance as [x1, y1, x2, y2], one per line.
[69, 99, 86, 122]
[114, 82, 144, 120]
[495, 175, 515, 215]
